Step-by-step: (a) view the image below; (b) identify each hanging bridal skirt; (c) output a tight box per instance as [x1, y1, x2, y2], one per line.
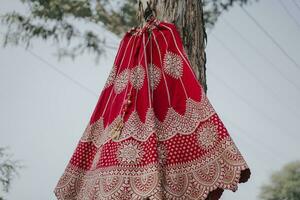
[54, 18, 251, 200]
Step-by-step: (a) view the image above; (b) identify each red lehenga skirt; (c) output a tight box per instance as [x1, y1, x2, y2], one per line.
[54, 17, 251, 200]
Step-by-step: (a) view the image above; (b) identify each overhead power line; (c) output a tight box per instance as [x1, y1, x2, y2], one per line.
[0, 31, 115, 98]
[220, 114, 284, 163]
[292, 0, 300, 12]
[221, 17, 300, 93]
[27, 49, 99, 98]
[240, 6, 300, 72]
[208, 67, 296, 142]
[211, 32, 300, 119]
[278, 0, 300, 30]
[208, 34, 298, 140]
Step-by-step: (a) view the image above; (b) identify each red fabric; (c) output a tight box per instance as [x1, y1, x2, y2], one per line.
[54, 18, 251, 200]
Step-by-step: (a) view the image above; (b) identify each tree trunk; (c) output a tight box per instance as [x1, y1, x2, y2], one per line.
[151, 0, 208, 93]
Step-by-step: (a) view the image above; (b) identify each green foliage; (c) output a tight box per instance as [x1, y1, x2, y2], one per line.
[259, 161, 300, 200]
[0, 147, 24, 200]
[0, 0, 255, 60]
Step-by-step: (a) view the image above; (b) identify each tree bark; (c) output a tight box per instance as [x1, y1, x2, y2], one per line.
[151, 0, 208, 93]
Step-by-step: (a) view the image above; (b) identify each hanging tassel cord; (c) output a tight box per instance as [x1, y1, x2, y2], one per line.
[144, 1, 154, 21]
[137, 0, 157, 25]
[137, 0, 144, 28]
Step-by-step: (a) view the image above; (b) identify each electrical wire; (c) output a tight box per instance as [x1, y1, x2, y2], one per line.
[0, 31, 115, 98]
[220, 112, 284, 163]
[207, 63, 296, 141]
[211, 32, 300, 120]
[27, 49, 99, 98]
[292, 0, 300, 12]
[240, 6, 300, 72]
[220, 17, 300, 93]
[278, 0, 300, 30]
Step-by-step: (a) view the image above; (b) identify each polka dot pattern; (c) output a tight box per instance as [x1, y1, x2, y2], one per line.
[162, 113, 232, 165]
[98, 141, 118, 167]
[97, 135, 160, 168]
[70, 142, 97, 170]
[70, 114, 232, 169]
[140, 135, 158, 165]
[210, 113, 230, 139]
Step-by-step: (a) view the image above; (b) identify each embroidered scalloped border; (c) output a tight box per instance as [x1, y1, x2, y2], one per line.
[53, 137, 250, 200]
[80, 88, 216, 148]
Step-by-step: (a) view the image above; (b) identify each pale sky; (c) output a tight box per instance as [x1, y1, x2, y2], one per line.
[1, 0, 300, 199]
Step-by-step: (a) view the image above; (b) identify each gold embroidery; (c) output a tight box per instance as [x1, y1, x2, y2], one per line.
[55, 19, 250, 200]
[114, 68, 129, 94]
[157, 143, 167, 166]
[163, 51, 183, 79]
[80, 88, 216, 147]
[130, 65, 145, 90]
[90, 147, 102, 170]
[98, 176, 123, 197]
[54, 137, 250, 200]
[104, 65, 117, 89]
[164, 173, 188, 197]
[80, 119, 104, 147]
[148, 63, 161, 90]
[196, 121, 218, 150]
[110, 118, 124, 141]
[130, 173, 160, 197]
[116, 140, 144, 165]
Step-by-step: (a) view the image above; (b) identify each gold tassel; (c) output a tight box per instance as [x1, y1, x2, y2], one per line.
[111, 119, 124, 140]
[111, 91, 132, 141]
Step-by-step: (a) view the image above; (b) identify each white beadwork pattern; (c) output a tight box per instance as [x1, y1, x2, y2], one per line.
[90, 147, 103, 170]
[148, 63, 161, 90]
[130, 65, 145, 90]
[157, 143, 167, 166]
[163, 51, 183, 79]
[80, 88, 216, 147]
[54, 137, 249, 200]
[114, 68, 130, 94]
[117, 140, 144, 165]
[104, 65, 117, 89]
[196, 121, 218, 150]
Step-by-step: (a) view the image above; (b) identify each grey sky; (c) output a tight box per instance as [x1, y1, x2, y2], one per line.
[0, 0, 300, 199]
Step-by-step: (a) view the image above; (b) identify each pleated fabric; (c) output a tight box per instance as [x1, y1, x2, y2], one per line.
[54, 17, 251, 200]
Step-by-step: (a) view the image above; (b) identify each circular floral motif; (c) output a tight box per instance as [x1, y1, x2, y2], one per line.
[130, 65, 145, 90]
[117, 140, 144, 165]
[196, 121, 218, 149]
[163, 51, 183, 79]
[114, 68, 129, 94]
[104, 65, 117, 89]
[148, 63, 161, 90]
